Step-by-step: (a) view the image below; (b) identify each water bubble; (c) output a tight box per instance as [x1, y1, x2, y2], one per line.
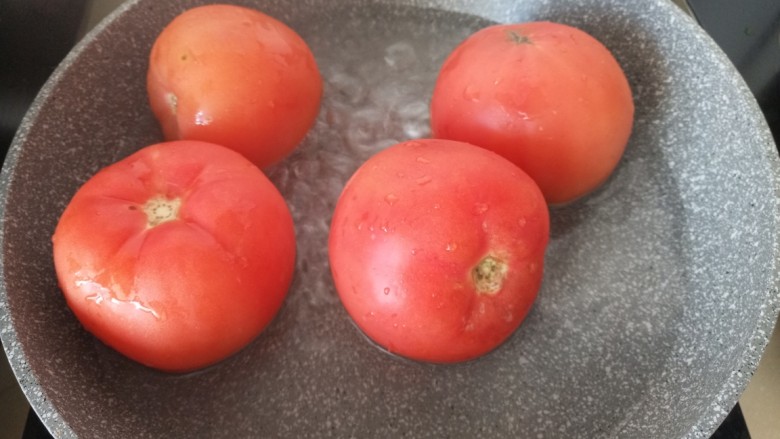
[445, 242, 458, 252]
[327, 70, 368, 105]
[383, 287, 391, 295]
[475, 203, 489, 214]
[416, 156, 431, 164]
[345, 107, 387, 155]
[292, 157, 321, 179]
[397, 100, 428, 120]
[385, 193, 400, 205]
[402, 119, 429, 138]
[370, 79, 411, 109]
[384, 41, 417, 71]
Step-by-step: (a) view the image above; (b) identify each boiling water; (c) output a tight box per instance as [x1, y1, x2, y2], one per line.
[265, 5, 493, 310]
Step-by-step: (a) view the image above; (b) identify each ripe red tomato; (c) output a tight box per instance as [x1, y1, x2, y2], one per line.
[430, 21, 634, 204]
[328, 139, 549, 363]
[52, 141, 296, 372]
[147, 4, 322, 169]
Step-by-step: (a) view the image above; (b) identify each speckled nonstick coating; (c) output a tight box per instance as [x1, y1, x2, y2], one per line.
[1, 0, 779, 437]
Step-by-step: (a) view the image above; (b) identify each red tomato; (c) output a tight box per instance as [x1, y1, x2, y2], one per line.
[147, 4, 322, 168]
[328, 139, 549, 363]
[430, 21, 634, 204]
[52, 141, 296, 372]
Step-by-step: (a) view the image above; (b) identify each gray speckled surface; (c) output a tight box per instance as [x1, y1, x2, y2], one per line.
[1, 0, 779, 438]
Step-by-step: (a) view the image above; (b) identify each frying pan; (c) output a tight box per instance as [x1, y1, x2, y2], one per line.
[1, 0, 779, 437]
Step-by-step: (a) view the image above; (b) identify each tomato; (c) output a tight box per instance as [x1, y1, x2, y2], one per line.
[52, 141, 296, 372]
[147, 4, 322, 169]
[328, 139, 549, 363]
[430, 21, 634, 205]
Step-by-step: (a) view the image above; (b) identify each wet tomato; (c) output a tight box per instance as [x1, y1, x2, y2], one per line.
[52, 141, 296, 372]
[147, 4, 322, 168]
[328, 139, 549, 363]
[430, 21, 634, 204]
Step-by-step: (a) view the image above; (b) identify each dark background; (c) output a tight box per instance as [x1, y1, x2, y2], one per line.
[1, 0, 777, 438]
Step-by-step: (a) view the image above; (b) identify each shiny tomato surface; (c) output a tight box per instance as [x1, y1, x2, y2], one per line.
[52, 141, 296, 372]
[329, 139, 549, 363]
[147, 4, 322, 168]
[431, 21, 634, 204]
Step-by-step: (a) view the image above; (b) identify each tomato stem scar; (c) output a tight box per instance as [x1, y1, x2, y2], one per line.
[472, 255, 508, 295]
[506, 30, 532, 45]
[143, 196, 182, 228]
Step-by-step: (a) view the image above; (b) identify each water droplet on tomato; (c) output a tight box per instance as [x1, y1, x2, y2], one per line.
[166, 92, 178, 116]
[85, 294, 104, 305]
[445, 242, 458, 252]
[416, 156, 431, 164]
[416, 175, 432, 185]
[385, 193, 399, 205]
[383, 287, 391, 295]
[194, 111, 212, 126]
[518, 217, 527, 227]
[463, 84, 480, 102]
[475, 203, 489, 214]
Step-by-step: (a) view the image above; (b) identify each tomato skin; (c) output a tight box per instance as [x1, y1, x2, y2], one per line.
[147, 4, 322, 169]
[52, 141, 296, 372]
[430, 21, 634, 205]
[328, 139, 549, 363]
